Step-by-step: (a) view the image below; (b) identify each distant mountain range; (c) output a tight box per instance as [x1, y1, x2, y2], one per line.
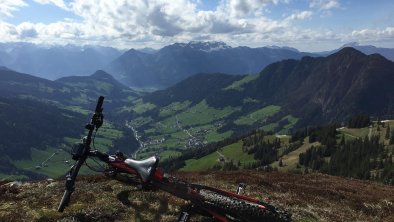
[0, 42, 123, 80]
[104, 41, 313, 88]
[321, 42, 394, 61]
[0, 41, 393, 90]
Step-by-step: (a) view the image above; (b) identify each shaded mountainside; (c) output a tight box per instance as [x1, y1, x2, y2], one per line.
[105, 41, 312, 88]
[248, 47, 394, 124]
[0, 97, 84, 160]
[140, 47, 394, 127]
[0, 68, 139, 111]
[0, 96, 85, 179]
[56, 70, 140, 110]
[1, 171, 393, 222]
[0, 68, 67, 100]
[143, 73, 243, 107]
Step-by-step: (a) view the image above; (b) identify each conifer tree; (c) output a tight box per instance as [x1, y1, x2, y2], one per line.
[377, 117, 381, 125]
[390, 130, 394, 145]
[340, 134, 345, 146]
[385, 125, 391, 140]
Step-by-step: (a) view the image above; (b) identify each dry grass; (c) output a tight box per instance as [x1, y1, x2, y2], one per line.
[0, 171, 393, 222]
[174, 171, 394, 222]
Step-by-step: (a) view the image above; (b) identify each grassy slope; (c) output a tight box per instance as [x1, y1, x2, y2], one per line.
[181, 152, 221, 171]
[181, 141, 257, 171]
[223, 74, 259, 91]
[219, 141, 256, 165]
[1, 171, 393, 222]
[159, 101, 191, 118]
[234, 105, 281, 125]
[279, 115, 299, 133]
[338, 120, 394, 144]
[271, 137, 320, 172]
[176, 100, 239, 126]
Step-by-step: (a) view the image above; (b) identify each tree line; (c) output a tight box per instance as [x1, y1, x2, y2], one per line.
[298, 124, 394, 184]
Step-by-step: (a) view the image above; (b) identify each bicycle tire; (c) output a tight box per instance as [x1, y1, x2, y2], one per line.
[199, 189, 292, 222]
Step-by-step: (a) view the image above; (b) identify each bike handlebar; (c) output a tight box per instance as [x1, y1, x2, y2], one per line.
[95, 96, 104, 113]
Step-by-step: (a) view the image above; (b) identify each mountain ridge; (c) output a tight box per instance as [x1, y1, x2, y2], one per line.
[105, 41, 314, 88]
[321, 42, 394, 61]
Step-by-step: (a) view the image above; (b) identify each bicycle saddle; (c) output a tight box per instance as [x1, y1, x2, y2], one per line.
[124, 156, 159, 182]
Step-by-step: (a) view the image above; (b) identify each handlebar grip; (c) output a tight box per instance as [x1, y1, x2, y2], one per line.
[95, 96, 104, 113]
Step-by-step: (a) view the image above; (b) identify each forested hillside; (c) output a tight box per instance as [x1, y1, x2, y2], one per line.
[163, 118, 394, 184]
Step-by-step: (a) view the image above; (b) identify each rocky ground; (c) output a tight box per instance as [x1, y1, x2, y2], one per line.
[1, 171, 393, 222]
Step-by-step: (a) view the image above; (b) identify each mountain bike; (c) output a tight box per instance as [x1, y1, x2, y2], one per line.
[58, 96, 292, 222]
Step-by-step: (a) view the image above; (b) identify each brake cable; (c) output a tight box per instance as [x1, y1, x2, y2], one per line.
[84, 128, 106, 173]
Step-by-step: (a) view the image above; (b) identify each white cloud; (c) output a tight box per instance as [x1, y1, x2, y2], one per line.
[0, 0, 28, 18]
[17, 22, 38, 39]
[0, 0, 392, 52]
[33, 0, 69, 10]
[309, 0, 340, 10]
[0, 22, 17, 40]
[218, 0, 288, 18]
[62, 0, 279, 42]
[285, 11, 313, 21]
[351, 27, 394, 41]
[0, 0, 320, 48]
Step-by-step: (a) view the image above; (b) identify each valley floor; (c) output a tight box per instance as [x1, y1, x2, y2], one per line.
[1, 171, 393, 222]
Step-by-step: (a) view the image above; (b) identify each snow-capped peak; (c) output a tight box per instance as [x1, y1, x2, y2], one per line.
[172, 41, 231, 52]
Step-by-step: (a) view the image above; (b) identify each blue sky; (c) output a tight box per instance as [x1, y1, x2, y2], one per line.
[0, 0, 393, 51]
[4, 0, 81, 25]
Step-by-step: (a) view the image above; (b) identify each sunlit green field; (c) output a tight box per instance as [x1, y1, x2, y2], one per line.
[180, 141, 256, 171]
[234, 105, 281, 125]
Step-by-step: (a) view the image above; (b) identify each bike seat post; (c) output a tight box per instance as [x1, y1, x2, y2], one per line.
[236, 183, 246, 195]
[177, 211, 189, 222]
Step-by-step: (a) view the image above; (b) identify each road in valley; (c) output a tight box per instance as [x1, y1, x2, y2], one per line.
[126, 121, 144, 158]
